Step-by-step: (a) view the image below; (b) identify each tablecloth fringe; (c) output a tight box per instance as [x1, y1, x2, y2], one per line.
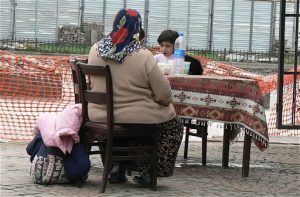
[224, 124, 241, 129]
[244, 129, 268, 146]
[234, 128, 268, 146]
[180, 117, 268, 146]
[181, 118, 208, 126]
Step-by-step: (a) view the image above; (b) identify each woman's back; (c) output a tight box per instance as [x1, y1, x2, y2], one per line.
[87, 43, 176, 124]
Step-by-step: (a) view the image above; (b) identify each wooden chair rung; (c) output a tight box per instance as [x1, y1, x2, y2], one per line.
[112, 155, 153, 160]
[112, 146, 153, 152]
[88, 150, 104, 154]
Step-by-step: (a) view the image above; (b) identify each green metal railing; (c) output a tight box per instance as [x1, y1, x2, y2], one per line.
[0, 39, 298, 64]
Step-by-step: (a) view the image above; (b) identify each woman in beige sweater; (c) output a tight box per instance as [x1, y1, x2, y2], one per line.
[88, 8, 183, 185]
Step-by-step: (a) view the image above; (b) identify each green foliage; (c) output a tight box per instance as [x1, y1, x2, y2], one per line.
[34, 43, 91, 54]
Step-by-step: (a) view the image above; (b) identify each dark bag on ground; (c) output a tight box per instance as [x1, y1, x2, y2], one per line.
[26, 134, 90, 184]
[63, 143, 91, 183]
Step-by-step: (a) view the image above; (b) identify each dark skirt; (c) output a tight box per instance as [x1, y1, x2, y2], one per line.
[122, 116, 184, 177]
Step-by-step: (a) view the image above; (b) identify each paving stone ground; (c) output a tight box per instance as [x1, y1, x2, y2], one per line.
[1, 140, 299, 197]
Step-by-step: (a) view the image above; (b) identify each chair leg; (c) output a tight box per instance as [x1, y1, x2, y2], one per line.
[242, 133, 251, 177]
[222, 125, 231, 168]
[100, 141, 113, 193]
[100, 158, 111, 193]
[202, 129, 207, 166]
[151, 176, 157, 191]
[151, 134, 158, 191]
[184, 126, 190, 159]
[151, 159, 157, 191]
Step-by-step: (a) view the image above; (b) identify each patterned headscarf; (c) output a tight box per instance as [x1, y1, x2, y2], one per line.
[98, 9, 143, 63]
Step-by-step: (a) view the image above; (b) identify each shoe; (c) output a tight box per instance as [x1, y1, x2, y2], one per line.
[108, 161, 127, 184]
[73, 174, 88, 188]
[133, 175, 152, 186]
[108, 175, 127, 184]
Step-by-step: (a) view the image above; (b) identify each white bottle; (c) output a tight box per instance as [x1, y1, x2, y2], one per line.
[174, 32, 186, 74]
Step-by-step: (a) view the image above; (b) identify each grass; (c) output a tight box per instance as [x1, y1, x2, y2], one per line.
[24, 42, 91, 54]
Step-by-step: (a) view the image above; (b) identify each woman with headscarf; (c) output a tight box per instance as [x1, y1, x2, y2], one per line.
[87, 9, 183, 186]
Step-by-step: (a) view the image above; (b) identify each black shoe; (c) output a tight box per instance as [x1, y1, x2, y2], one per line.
[133, 175, 151, 186]
[109, 175, 128, 184]
[109, 161, 127, 184]
[73, 174, 88, 188]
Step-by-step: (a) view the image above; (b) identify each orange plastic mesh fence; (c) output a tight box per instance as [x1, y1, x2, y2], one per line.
[0, 50, 298, 141]
[0, 51, 80, 141]
[268, 79, 300, 136]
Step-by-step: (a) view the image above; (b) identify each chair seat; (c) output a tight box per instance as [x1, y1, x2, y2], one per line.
[83, 121, 128, 143]
[82, 121, 158, 144]
[85, 121, 126, 131]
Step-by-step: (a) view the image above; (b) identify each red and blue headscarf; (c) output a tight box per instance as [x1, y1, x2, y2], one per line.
[98, 9, 143, 63]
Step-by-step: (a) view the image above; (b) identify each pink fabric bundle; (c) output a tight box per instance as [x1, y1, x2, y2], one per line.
[33, 104, 82, 154]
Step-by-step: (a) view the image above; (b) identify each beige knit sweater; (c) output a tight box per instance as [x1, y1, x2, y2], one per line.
[87, 42, 176, 124]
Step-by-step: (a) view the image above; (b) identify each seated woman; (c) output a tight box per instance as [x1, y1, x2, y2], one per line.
[154, 30, 203, 75]
[87, 9, 183, 185]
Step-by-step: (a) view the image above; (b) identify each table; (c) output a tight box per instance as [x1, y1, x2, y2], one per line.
[167, 74, 269, 177]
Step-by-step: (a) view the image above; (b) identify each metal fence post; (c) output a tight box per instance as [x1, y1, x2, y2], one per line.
[35, 38, 38, 51]
[11, 0, 17, 41]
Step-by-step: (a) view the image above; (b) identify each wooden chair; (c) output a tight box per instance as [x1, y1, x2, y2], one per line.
[70, 58, 88, 103]
[183, 120, 208, 165]
[184, 121, 237, 173]
[73, 61, 159, 193]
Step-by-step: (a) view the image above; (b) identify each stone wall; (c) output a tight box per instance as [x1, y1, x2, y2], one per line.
[58, 23, 104, 45]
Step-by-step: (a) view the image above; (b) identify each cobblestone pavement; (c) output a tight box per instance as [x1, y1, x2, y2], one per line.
[1, 140, 299, 197]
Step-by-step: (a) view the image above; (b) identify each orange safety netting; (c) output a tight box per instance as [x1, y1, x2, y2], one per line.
[0, 51, 75, 141]
[0, 50, 299, 141]
[198, 57, 300, 96]
[268, 80, 300, 136]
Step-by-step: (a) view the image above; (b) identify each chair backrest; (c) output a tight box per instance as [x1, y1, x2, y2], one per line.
[75, 62, 114, 133]
[70, 58, 88, 103]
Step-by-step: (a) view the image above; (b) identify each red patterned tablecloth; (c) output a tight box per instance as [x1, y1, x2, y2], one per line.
[167, 75, 269, 151]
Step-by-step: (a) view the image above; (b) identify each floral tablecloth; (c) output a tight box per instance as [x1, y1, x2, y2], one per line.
[167, 75, 269, 151]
